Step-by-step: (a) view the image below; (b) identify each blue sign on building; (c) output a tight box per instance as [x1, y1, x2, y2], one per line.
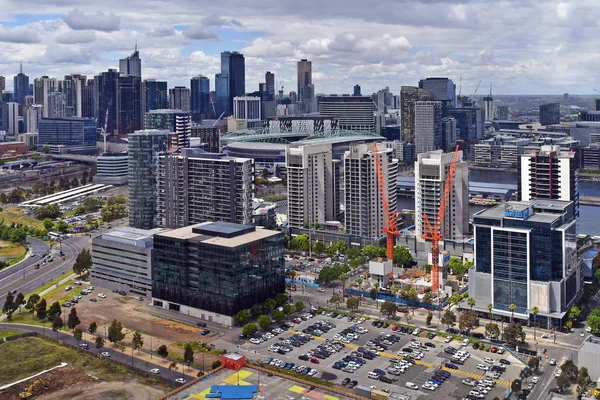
[505, 208, 530, 219]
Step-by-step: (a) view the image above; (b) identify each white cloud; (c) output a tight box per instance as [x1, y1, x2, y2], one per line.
[55, 30, 97, 44]
[62, 9, 120, 32]
[182, 24, 220, 40]
[0, 26, 41, 43]
[147, 25, 176, 38]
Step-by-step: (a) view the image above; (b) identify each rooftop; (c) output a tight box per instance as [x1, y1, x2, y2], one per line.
[474, 199, 571, 223]
[158, 221, 281, 247]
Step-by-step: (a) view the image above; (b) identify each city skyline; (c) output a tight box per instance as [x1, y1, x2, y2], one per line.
[0, 1, 598, 96]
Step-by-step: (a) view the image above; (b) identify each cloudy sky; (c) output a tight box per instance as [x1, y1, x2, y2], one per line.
[0, 0, 596, 95]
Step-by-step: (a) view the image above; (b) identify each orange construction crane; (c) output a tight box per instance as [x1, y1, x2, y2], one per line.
[373, 143, 399, 272]
[422, 145, 460, 292]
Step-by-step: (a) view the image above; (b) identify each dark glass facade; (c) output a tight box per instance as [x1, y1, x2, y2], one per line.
[215, 51, 245, 117]
[190, 76, 210, 122]
[38, 117, 96, 146]
[117, 75, 142, 134]
[94, 69, 119, 136]
[13, 72, 29, 106]
[152, 223, 285, 316]
[492, 229, 528, 313]
[143, 80, 168, 112]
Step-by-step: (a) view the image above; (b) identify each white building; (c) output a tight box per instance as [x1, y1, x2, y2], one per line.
[414, 101, 442, 155]
[233, 96, 261, 128]
[369, 259, 393, 286]
[26, 105, 43, 133]
[286, 143, 339, 229]
[415, 150, 469, 240]
[47, 92, 67, 118]
[94, 152, 129, 185]
[6, 102, 19, 134]
[344, 142, 398, 239]
[33, 76, 57, 118]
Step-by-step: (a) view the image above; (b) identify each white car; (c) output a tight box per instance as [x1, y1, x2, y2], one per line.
[405, 382, 419, 390]
[358, 318, 366, 323]
[413, 328, 421, 335]
[445, 336, 453, 343]
[397, 351, 409, 357]
[150, 368, 160, 374]
[462, 379, 477, 387]
[477, 386, 490, 394]
[555, 369, 562, 377]
[586, 326, 592, 333]
[476, 364, 489, 371]
[469, 390, 484, 399]
[483, 357, 494, 364]
[175, 378, 187, 384]
[98, 293, 106, 298]
[317, 288, 325, 292]
[308, 368, 317, 376]
[422, 383, 436, 391]
[250, 338, 261, 344]
[531, 377, 539, 384]
[549, 359, 557, 365]
[526, 383, 534, 390]
[461, 339, 470, 346]
[483, 378, 496, 386]
[101, 351, 110, 357]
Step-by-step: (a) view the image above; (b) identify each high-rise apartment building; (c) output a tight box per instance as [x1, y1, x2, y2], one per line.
[418, 77, 455, 106]
[13, 63, 29, 106]
[117, 75, 142, 134]
[151, 221, 284, 326]
[94, 69, 120, 136]
[81, 80, 94, 118]
[354, 84, 361, 96]
[141, 79, 168, 114]
[168, 86, 190, 112]
[519, 145, 578, 219]
[469, 199, 580, 328]
[190, 75, 210, 122]
[400, 86, 435, 143]
[34, 76, 57, 118]
[190, 125, 220, 153]
[128, 130, 169, 230]
[539, 103, 560, 126]
[286, 143, 340, 229]
[297, 59, 313, 103]
[497, 105, 510, 120]
[26, 104, 43, 133]
[119, 47, 141, 77]
[414, 101, 442, 154]
[441, 116, 457, 151]
[6, 102, 19, 134]
[62, 74, 87, 117]
[215, 51, 245, 117]
[344, 143, 398, 238]
[318, 95, 375, 132]
[265, 71, 275, 99]
[144, 109, 191, 149]
[414, 150, 469, 239]
[157, 148, 254, 228]
[47, 92, 67, 118]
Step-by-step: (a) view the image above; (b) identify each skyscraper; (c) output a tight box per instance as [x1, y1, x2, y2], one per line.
[400, 86, 435, 143]
[13, 63, 28, 106]
[0, 76, 5, 92]
[81, 80, 94, 118]
[190, 75, 210, 122]
[94, 69, 120, 136]
[141, 79, 168, 114]
[483, 94, 494, 121]
[414, 101, 442, 154]
[6, 102, 19, 134]
[286, 143, 340, 229]
[47, 92, 67, 118]
[33, 76, 57, 118]
[157, 148, 254, 228]
[414, 150, 469, 240]
[119, 46, 141, 77]
[318, 95, 375, 131]
[353, 84, 361, 96]
[265, 71, 275, 99]
[62, 74, 87, 117]
[144, 109, 191, 149]
[128, 130, 169, 230]
[418, 77, 455, 106]
[215, 51, 245, 117]
[539, 103, 560, 126]
[441, 116, 457, 151]
[117, 75, 142, 134]
[297, 59, 313, 103]
[169, 86, 191, 112]
[344, 143, 398, 238]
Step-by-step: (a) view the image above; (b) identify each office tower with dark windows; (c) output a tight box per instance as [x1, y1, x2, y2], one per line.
[38, 117, 96, 147]
[81, 80, 94, 118]
[94, 69, 119, 136]
[190, 75, 210, 122]
[297, 59, 313, 103]
[441, 116, 457, 151]
[128, 130, 169, 230]
[13, 63, 28, 106]
[539, 103, 560, 126]
[169, 86, 190, 112]
[117, 75, 142, 134]
[215, 51, 245, 117]
[414, 100, 442, 154]
[151, 221, 284, 326]
[318, 95, 375, 132]
[157, 148, 254, 228]
[144, 109, 191, 149]
[141, 79, 168, 114]
[353, 84, 361, 96]
[469, 199, 581, 329]
[418, 77, 455, 107]
[119, 47, 141, 77]
[344, 143, 398, 238]
[0, 76, 4, 92]
[265, 71, 275, 100]
[400, 86, 435, 143]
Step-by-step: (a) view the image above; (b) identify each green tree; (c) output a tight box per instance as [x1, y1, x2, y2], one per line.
[329, 292, 342, 309]
[346, 297, 359, 310]
[35, 298, 47, 320]
[562, 360, 579, 382]
[380, 301, 397, 318]
[183, 342, 194, 366]
[290, 234, 310, 252]
[47, 301, 61, 321]
[313, 241, 325, 255]
[2, 291, 13, 314]
[132, 331, 144, 354]
[107, 319, 125, 345]
[467, 297, 476, 310]
[459, 310, 480, 334]
[52, 314, 64, 331]
[426, 311, 433, 326]
[393, 246, 412, 266]
[528, 356, 540, 371]
[484, 322, 501, 339]
[82, 196, 104, 212]
[67, 307, 81, 331]
[370, 287, 377, 300]
[502, 322, 526, 346]
[271, 309, 285, 322]
[339, 272, 347, 295]
[282, 303, 293, 316]
[100, 203, 128, 222]
[556, 374, 570, 391]
[275, 293, 288, 306]
[294, 301, 305, 313]
[511, 379, 521, 394]
[262, 298, 276, 313]
[362, 245, 380, 259]
[157, 344, 169, 361]
[257, 315, 272, 331]
[234, 309, 250, 326]
[55, 220, 69, 233]
[423, 292, 433, 305]
[211, 360, 222, 369]
[88, 321, 98, 335]
[33, 203, 61, 220]
[398, 285, 418, 301]
[569, 305, 581, 322]
[43, 218, 54, 231]
[441, 309, 457, 329]
[95, 335, 105, 350]
[331, 240, 348, 255]
[242, 323, 258, 337]
[318, 266, 339, 286]
[73, 326, 83, 341]
[532, 306, 539, 340]
[487, 303, 493, 321]
[24, 294, 40, 312]
[73, 249, 92, 276]
[250, 305, 261, 318]
[509, 303, 516, 322]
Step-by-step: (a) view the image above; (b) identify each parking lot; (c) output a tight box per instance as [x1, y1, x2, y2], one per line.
[242, 311, 526, 399]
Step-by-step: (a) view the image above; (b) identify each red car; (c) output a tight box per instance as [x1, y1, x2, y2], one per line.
[310, 357, 320, 364]
[392, 326, 398, 331]
[490, 347, 497, 353]
[34, 264, 40, 269]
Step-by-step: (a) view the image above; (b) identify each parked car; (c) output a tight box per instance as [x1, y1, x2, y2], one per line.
[79, 343, 89, 349]
[405, 382, 419, 390]
[98, 293, 107, 299]
[201, 330, 210, 335]
[101, 351, 110, 357]
[150, 368, 160, 374]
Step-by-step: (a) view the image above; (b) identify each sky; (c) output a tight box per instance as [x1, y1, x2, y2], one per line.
[0, 0, 597, 96]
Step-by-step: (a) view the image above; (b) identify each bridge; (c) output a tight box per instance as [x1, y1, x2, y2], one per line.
[50, 154, 97, 164]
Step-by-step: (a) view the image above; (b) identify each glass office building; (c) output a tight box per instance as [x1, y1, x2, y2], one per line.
[38, 117, 97, 146]
[151, 221, 284, 326]
[470, 199, 580, 328]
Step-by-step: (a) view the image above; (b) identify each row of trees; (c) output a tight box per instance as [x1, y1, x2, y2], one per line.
[240, 300, 306, 337]
[73, 248, 93, 276]
[0, 172, 92, 205]
[234, 293, 298, 326]
[0, 221, 28, 244]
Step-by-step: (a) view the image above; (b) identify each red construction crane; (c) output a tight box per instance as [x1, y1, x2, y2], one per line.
[373, 143, 399, 271]
[422, 145, 460, 292]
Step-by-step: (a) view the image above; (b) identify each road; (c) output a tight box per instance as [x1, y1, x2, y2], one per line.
[0, 323, 196, 384]
[0, 237, 49, 281]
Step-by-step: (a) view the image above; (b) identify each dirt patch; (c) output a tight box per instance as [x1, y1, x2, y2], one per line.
[39, 380, 165, 400]
[0, 240, 26, 262]
[0, 366, 96, 399]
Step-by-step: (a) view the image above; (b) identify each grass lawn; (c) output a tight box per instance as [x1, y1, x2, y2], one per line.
[0, 329, 23, 338]
[0, 207, 45, 231]
[169, 341, 224, 369]
[4, 311, 67, 330]
[0, 336, 169, 387]
[0, 241, 26, 258]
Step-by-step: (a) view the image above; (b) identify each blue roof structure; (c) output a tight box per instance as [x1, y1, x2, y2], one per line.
[202, 385, 258, 399]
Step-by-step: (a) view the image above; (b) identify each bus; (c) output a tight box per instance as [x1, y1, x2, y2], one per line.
[48, 232, 60, 240]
